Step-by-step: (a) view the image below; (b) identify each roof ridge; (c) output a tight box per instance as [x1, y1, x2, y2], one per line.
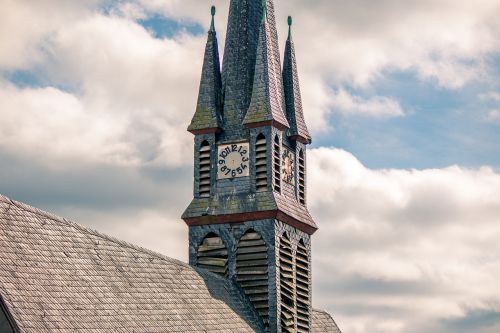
[0, 193, 191, 270]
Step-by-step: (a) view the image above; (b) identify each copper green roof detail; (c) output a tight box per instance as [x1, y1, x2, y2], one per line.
[288, 16, 292, 39]
[243, 0, 289, 128]
[188, 9, 222, 133]
[283, 17, 312, 143]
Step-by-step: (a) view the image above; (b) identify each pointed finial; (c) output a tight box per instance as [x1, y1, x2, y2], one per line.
[261, 0, 267, 23]
[287, 16, 293, 40]
[210, 6, 216, 32]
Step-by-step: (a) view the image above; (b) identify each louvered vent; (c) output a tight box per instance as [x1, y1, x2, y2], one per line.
[196, 233, 228, 276]
[236, 230, 269, 326]
[199, 141, 211, 197]
[255, 134, 268, 192]
[298, 149, 305, 204]
[296, 240, 311, 333]
[273, 135, 281, 193]
[279, 234, 296, 333]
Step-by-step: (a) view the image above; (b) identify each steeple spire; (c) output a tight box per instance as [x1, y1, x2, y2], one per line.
[243, 0, 289, 129]
[282, 16, 312, 143]
[188, 6, 222, 134]
[220, 0, 261, 131]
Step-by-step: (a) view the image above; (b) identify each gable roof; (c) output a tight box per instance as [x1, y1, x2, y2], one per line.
[0, 194, 340, 332]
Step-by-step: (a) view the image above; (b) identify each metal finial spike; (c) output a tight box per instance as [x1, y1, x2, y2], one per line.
[210, 6, 216, 32]
[287, 16, 292, 40]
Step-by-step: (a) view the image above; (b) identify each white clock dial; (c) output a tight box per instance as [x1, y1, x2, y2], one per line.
[218, 143, 250, 179]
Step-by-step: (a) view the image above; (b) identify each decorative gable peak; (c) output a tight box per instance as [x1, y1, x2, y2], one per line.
[243, 0, 290, 130]
[283, 16, 312, 144]
[188, 6, 222, 134]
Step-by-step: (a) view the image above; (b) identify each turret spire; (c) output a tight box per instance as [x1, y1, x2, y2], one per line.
[210, 5, 216, 32]
[283, 16, 312, 143]
[243, 0, 289, 129]
[187, 6, 222, 134]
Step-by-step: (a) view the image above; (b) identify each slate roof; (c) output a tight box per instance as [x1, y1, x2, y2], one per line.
[283, 22, 312, 144]
[312, 310, 343, 333]
[182, 191, 317, 234]
[0, 194, 338, 332]
[243, 0, 289, 129]
[188, 19, 222, 133]
[220, 0, 261, 129]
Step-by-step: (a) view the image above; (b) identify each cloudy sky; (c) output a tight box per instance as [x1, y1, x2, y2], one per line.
[1, 0, 500, 332]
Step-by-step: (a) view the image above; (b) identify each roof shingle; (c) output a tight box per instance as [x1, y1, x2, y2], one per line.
[0, 194, 339, 332]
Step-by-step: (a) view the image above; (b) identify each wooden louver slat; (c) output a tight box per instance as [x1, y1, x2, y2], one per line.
[255, 134, 268, 192]
[196, 234, 228, 277]
[237, 230, 269, 326]
[199, 141, 211, 197]
[298, 150, 306, 204]
[296, 239, 310, 333]
[279, 234, 295, 333]
[274, 136, 281, 193]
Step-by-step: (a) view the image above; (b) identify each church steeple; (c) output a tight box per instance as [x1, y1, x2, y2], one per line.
[243, 0, 289, 129]
[283, 16, 311, 144]
[184, 2, 316, 332]
[188, 6, 222, 134]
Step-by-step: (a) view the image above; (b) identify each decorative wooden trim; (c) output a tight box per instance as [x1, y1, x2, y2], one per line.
[289, 135, 312, 145]
[188, 127, 221, 135]
[183, 210, 318, 235]
[245, 120, 288, 131]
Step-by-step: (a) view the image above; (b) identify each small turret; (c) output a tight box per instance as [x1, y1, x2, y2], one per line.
[283, 16, 311, 144]
[188, 6, 222, 134]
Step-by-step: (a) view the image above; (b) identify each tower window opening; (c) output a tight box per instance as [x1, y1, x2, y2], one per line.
[298, 149, 305, 204]
[199, 141, 211, 197]
[296, 239, 311, 333]
[236, 230, 269, 326]
[255, 134, 268, 192]
[279, 233, 295, 333]
[273, 135, 281, 193]
[196, 233, 228, 277]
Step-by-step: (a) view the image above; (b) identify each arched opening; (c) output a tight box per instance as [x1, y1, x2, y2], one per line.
[298, 149, 306, 204]
[199, 141, 211, 197]
[236, 229, 269, 326]
[255, 134, 268, 192]
[296, 239, 311, 332]
[273, 135, 281, 193]
[279, 233, 295, 332]
[196, 232, 228, 277]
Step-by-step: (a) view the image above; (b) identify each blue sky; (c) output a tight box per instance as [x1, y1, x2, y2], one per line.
[1, 1, 500, 333]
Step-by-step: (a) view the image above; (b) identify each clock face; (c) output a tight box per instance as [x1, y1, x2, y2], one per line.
[282, 148, 295, 185]
[218, 142, 250, 179]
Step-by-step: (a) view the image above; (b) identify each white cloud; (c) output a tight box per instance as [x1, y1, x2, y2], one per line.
[330, 88, 405, 118]
[486, 109, 500, 123]
[480, 92, 500, 101]
[0, 0, 102, 70]
[0, 10, 203, 168]
[308, 147, 500, 333]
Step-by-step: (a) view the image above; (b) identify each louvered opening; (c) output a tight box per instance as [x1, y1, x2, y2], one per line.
[199, 141, 211, 197]
[298, 150, 306, 204]
[296, 240, 311, 333]
[237, 230, 269, 326]
[197, 233, 228, 277]
[279, 234, 296, 333]
[255, 134, 268, 192]
[273, 135, 281, 193]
